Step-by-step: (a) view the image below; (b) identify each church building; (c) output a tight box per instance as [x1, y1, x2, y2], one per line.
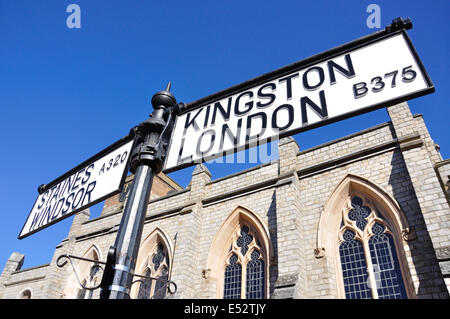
[1, 102, 449, 299]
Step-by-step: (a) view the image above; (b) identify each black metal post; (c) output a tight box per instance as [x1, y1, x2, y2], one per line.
[100, 83, 184, 299]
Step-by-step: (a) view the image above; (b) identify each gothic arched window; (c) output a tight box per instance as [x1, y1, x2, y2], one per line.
[223, 225, 266, 299]
[338, 195, 407, 299]
[224, 254, 242, 299]
[73, 246, 101, 299]
[76, 280, 87, 299]
[137, 268, 152, 299]
[136, 242, 170, 299]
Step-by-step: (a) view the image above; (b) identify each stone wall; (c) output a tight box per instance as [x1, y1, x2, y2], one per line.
[1, 102, 449, 299]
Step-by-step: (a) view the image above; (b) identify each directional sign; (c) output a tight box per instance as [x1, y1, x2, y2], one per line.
[164, 26, 433, 173]
[19, 137, 134, 239]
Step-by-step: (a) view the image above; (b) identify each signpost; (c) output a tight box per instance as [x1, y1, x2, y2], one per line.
[19, 137, 134, 239]
[163, 18, 433, 173]
[19, 18, 434, 299]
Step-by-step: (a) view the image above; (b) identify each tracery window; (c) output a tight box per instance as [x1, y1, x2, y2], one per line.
[76, 280, 87, 299]
[223, 225, 266, 299]
[137, 268, 152, 299]
[75, 263, 100, 299]
[338, 195, 407, 299]
[137, 242, 170, 299]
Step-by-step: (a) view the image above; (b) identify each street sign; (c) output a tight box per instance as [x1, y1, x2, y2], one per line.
[164, 25, 433, 173]
[19, 137, 134, 239]
[16, 18, 434, 299]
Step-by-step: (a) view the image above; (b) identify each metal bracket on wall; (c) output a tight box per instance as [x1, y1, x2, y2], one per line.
[56, 254, 177, 298]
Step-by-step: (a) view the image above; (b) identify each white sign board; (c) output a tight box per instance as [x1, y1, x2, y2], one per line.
[164, 30, 433, 172]
[19, 138, 134, 239]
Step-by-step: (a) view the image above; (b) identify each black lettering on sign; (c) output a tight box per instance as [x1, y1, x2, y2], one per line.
[106, 158, 113, 171]
[82, 163, 94, 185]
[279, 73, 299, 99]
[211, 97, 232, 126]
[176, 136, 193, 166]
[401, 65, 416, 83]
[353, 82, 368, 99]
[62, 193, 75, 215]
[256, 83, 276, 108]
[37, 205, 51, 228]
[195, 129, 216, 157]
[300, 90, 328, 126]
[272, 104, 294, 131]
[71, 168, 85, 192]
[352, 66, 417, 100]
[99, 163, 105, 175]
[121, 151, 128, 163]
[234, 91, 254, 116]
[302, 67, 325, 91]
[203, 104, 211, 128]
[81, 181, 96, 207]
[50, 198, 65, 222]
[245, 112, 267, 142]
[45, 186, 57, 208]
[113, 154, 121, 168]
[384, 70, 398, 88]
[219, 119, 243, 150]
[49, 183, 61, 204]
[99, 150, 128, 176]
[37, 190, 49, 210]
[183, 107, 203, 135]
[328, 54, 355, 85]
[63, 175, 75, 196]
[72, 187, 85, 210]
[30, 208, 43, 231]
[370, 76, 385, 92]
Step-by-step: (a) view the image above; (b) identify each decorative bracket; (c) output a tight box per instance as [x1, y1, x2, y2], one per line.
[314, 247, 325, 259]
[201, 268, 211, 279]
[57, 254, 105, 292]
[402, 227, 416, 241]
[56, 253, 177, 298]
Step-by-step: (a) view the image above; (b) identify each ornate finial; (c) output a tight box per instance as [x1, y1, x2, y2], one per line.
[151, 82, 176, 110]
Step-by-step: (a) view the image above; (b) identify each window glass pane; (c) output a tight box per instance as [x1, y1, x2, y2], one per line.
[348, 196, 371, 231]
[246, 250, 265, 299]
[137, 268, 152, 299]
[236, 226, 253, 257]
[87, 279, 96, 299]
[339, 230, 372, 299]
[153, 266, 168, 299]
[152, 244, 166, 272]
[76, 287, 86, 299]
[369, 223, 407, 299]
[224, 254, 242, 299]
[77, 280, 87, 299]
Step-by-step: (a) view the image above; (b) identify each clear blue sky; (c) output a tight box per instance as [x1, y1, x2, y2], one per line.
[0, 1, 448, 269]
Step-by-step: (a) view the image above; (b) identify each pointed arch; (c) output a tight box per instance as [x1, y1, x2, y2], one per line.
[78, 244, 101, 282]
[317, 174, 411, 253]
[316, 174, 415, 299]
[206, 206, 273, 298]
[62, 244, 102, 299]
[130, 227, 173, 299]
[82, 244, 102, 261]
[135, 227, 173, 276]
